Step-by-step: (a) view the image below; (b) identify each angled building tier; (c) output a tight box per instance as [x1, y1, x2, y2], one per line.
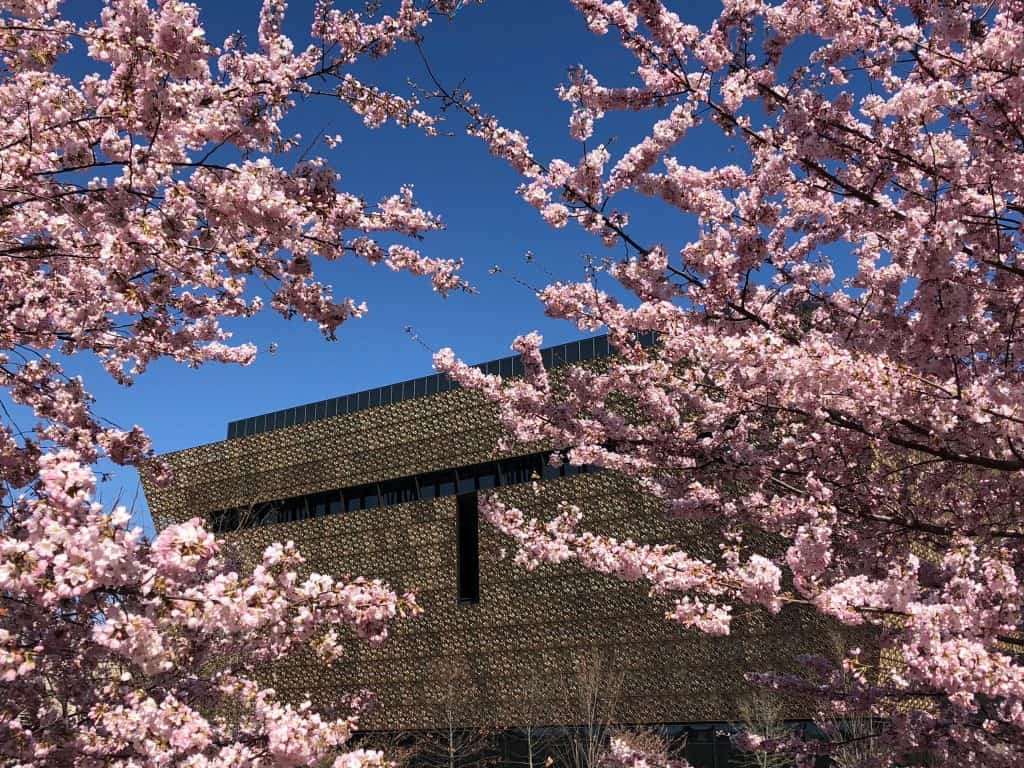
[142, 335, 850, 739]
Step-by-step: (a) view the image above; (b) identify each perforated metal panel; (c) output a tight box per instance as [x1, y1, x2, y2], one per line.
[143, 364, 861, 731]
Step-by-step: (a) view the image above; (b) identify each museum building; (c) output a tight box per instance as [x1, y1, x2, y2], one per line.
[142, 334, 843, 767]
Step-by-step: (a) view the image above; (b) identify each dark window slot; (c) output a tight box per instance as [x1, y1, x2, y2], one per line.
[258, 503, 280, 526]
[476, 463, 499, 490]
[345, 492, 361, 512]
[363, 487, 379, 508]
[308, 491, 340, 518]
[457, 469, 476, 495]
[344, 484, 380, 511]
[211, 508, 238, 533]
[420, 470, 456, 499]
[456, 491, 480, 604]
[279, 497, 307, 523]
[417, 476, 437, 500]
[380, 478, 418, 506]
[500, 455, 542, 485]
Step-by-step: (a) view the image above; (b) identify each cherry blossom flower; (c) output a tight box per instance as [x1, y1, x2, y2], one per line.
[435, 0, 1024, 763]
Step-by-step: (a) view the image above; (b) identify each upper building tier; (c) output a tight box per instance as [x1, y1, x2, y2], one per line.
[225, 331, 656, 440]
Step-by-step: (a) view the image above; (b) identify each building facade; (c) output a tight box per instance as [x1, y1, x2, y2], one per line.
[143, 336, 850, 762]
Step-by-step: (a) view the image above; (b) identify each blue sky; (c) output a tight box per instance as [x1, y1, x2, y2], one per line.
[57, 0, 737, 533]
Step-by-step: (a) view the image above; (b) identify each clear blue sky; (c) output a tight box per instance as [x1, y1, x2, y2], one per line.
[62, 1, 734, 534]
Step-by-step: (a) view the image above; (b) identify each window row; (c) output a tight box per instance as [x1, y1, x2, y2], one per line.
[208, 451, 600, 533]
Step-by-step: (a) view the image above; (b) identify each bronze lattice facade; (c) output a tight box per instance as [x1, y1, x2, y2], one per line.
[143, 337, 848, 735]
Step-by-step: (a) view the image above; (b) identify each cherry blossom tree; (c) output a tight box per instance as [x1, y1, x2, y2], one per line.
[0, 0, 463, 764]
[433, 0, 1024, 764]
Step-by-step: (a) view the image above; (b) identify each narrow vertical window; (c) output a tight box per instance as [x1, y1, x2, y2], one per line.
[457, 491, 480, 604]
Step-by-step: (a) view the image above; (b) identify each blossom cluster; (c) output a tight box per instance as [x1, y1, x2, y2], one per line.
[599, 736, 689, 768]
[437, 0, 1024, 764]
[0, 0, 465, 488]
[2, 451, 418, 766]
[0, 1, 451, 765]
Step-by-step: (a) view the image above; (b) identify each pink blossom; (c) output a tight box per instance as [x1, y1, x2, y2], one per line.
[0, 1, 441, 764]
[442, 0, 1024, 763]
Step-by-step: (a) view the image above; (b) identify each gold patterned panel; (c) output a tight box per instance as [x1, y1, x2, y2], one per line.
[143, 394, 865, 730]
